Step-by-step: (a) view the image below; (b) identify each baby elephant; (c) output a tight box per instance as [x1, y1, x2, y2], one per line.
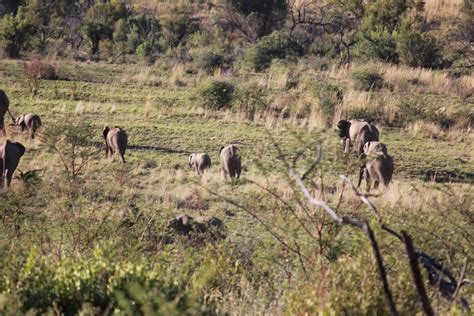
[103, 126, 128, 163]
[219, 145, 241, 180]
[358, 141, 394, 191]
[0, 140, 26, 188]
[188, 153, 211, 176]
[15, 113, 42, 139]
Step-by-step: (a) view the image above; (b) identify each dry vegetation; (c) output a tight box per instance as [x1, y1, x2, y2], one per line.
[0, 0, 473, 314]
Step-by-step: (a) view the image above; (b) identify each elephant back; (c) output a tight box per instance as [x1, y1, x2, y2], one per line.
[0, 90, 9, 115]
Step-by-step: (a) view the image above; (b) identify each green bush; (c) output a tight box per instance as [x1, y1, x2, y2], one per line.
[351, 67, 384, 91]
[194, 48, 226, 74]
[316, 83, 343, 122]
[162, 13, 198, 48]
[358, 0, 412, 62]
[197, 80, 235, 110]
[233, 82, 269, 119]
[395, 17, 443, 68]
[244, 31, 303, 72]
[0, 7, 35, 58]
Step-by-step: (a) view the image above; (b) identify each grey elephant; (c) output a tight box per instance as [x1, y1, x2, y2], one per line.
[188, 153, 211, 176]
[15, 113, 42, 139]
[219, 145, 241, 179]
[358, 141, 394, 191]
[103, 126, 128, 163]
[0, 89, 15, 136]
[337, 119, 379, 155]
[0, 140, 26, 188]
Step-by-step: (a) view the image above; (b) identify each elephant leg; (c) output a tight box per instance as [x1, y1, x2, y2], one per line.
[344, 138, 351, 154]
[364, 169, 371, 192]
[120, 153, 126, 163]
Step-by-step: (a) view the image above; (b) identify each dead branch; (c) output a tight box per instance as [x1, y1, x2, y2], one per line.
[402, 231, 434, 316]
[291, 169, 398, 315]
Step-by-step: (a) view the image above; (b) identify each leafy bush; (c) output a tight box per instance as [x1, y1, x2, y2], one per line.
[194, 48, 226, 74]
[82, 2, 128, 55]
[162, 13, 198, 48]
[358, 0, 412, 62]
[395, 17, 443, 68]
[0, 7, 35, 58]
[316, 83, 343, 123]
[197, 80, 235, 110]
[244, 31, 303, 72]
[351, 67, 384, 91]
[233, 82, 269, 119]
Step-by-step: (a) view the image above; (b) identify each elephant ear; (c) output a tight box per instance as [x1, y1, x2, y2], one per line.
[230, 145, 237, 156]
[336, 120, 350, 139]
[15, 142, 26, 157]
[16, 115, 25, 127]
[363, 141, 371, 154]
[102, 126, 110, 141]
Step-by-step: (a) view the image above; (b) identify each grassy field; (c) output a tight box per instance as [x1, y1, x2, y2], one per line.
[0, 59, 473, 314]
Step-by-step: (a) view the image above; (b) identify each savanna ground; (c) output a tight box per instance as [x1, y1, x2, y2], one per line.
[0, 55, 473, 314]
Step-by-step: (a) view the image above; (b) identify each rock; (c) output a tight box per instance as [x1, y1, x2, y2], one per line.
[166, 214, 226, 242]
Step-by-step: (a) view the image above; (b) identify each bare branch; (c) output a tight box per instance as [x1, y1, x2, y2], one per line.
[402, 231, 435, 316]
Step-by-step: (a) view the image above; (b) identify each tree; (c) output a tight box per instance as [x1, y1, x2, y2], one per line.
[82, 1, 128, 55]
[395, 16, 442, 68]
[0, 7, 35, 58]
[358, 0, 413, 62]
[222, 0, 288, 41]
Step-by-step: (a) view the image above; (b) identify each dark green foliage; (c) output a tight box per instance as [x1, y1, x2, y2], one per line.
[358, 0, 412, 62]
[228, 0, 287, 16]
[233, 82, 269, 119]
[162, 13, 198, 48]
[226, 0, 288, 40]
[317, 83, 343, 123]
[395, 16, 443, 68]
[351, 67, 384, 91]
[245, 31, 303, 72]
[82, 2, 128, 55]
[0, 7, 35, 57]
[194, 48, 226, 74]
[197, 80, 235, 109]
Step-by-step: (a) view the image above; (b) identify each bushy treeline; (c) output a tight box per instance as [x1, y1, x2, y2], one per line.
[0, 0, 472, 68]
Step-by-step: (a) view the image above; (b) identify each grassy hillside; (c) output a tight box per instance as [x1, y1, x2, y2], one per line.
[0, 56, 472, 314]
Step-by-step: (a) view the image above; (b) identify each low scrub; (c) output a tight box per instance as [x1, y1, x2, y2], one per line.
[351, 67, 384, 91]
[244, 31, 303, 72]
[196, 80, 235, 110]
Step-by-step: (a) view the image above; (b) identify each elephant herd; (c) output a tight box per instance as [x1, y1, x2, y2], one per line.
[337, 119, 394, 191]
[1, 88, 392, 191]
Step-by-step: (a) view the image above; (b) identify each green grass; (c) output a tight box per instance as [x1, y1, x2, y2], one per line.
[0, 59, 472, 314]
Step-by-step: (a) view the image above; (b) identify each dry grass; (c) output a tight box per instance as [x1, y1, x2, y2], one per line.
[424, 0, 464, 20]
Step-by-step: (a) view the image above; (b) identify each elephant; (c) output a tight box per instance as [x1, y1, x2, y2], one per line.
[103, 126, 128, 163]
[337, 119, 380, 155]
[219, 145, 241, 180]
[0, 89, 15, 136]
[0, 140, 26, 188]
[188, 153, 211, 176]
[15, 113, 42, 139]
[358, 141, 394, 191]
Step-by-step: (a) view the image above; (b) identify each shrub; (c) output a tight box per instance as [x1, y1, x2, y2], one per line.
[162, 13, 198, 48]
[0, 7, 35, 58]
[316, 83, 343, 123]
[233, 82, 269, 119]
[244, 31, 303, 72]
[358, 0, 412, 62]
[23, 60, 57, 96]
[395, 17, 443, 68]
[351, 67, 384, 91]
[194, 48, 226, 74]
[197, 80, 235, 110]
